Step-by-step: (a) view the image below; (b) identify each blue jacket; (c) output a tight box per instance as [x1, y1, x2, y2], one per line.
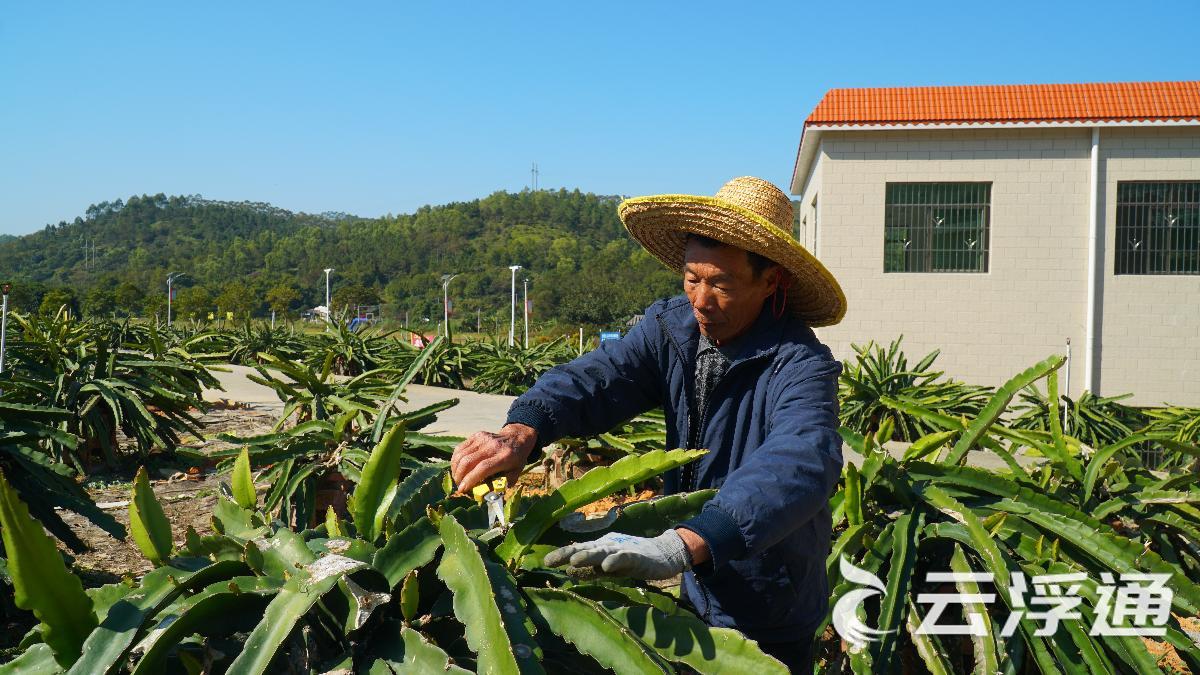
[506, 295, 843, 642]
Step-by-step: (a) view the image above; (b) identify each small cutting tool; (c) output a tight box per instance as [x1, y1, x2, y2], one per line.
[471, 476, 508, 528]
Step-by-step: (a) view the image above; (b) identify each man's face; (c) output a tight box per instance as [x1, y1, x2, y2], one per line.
[683, 238, 779, 344]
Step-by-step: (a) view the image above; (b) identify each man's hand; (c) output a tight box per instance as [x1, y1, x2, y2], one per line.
[450, 423, 538, 493]
[543, 529, 697, 580]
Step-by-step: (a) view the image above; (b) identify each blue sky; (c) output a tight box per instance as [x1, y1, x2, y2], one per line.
[2, 1, 1197, 234]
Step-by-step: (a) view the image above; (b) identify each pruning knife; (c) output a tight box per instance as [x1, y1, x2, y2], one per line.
[471, 476, 508, 528]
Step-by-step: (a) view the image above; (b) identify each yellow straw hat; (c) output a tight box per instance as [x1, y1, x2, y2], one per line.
[618, 176, 847, 327]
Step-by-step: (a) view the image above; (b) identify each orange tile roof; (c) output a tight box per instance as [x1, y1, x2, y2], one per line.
[806, 81, 1200, 126]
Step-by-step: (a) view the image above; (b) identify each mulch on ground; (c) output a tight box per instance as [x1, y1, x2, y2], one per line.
[56, 405, 281, 579]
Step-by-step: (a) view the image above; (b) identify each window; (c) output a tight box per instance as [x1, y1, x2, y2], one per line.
[884, 183, 991, 273]
[1115, 182, 1200, 275]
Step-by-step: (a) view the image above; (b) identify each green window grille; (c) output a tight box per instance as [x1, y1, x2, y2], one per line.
[884, 183, 991, 273]
[1115, 181, 1200, 275]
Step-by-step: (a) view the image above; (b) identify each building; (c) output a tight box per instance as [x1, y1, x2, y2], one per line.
[790, 81, 1200, 406]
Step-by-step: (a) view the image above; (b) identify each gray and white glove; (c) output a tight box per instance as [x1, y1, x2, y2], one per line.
[543, 530, 692, 580]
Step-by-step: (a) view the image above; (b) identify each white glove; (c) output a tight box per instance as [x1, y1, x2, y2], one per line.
[543, 530, 691, 580]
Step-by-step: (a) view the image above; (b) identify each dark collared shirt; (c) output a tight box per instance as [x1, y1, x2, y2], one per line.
[684, 333, 740, 490]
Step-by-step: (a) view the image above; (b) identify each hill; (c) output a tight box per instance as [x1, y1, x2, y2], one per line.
[0, 190, 682, 329]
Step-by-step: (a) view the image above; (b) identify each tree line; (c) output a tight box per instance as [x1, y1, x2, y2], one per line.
[0, 190, 688, 330]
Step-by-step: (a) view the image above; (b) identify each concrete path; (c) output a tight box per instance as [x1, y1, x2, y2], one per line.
[203, 365, 286, 409]
[204, 364, 1037, 469]
[395, 385, 519, 438]
[203, 364, 515, 438]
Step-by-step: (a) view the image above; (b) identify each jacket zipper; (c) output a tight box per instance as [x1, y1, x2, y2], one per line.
[687, 352, 776, 623]
[682, 349, 775, 492]
[683, 396, 710, 492]
[657, 315, 783, 624]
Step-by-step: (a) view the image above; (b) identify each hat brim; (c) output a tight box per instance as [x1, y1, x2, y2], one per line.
[618, 195, 846, 327]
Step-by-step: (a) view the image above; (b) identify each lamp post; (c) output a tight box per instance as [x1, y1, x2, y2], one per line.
[167, 272, 186, 327]
[0, 283, 10, 375]
[441, 273, 459, 338]
[323, 268, 335, 317]
[522, 277, 529, 347]
[507, 265, 521, 347]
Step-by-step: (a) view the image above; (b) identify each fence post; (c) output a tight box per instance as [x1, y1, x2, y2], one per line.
[1063, 337, 1071, 428]
[0, 284, 9, 375]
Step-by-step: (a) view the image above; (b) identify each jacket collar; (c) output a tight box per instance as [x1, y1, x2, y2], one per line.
[658, 295, 787, 368]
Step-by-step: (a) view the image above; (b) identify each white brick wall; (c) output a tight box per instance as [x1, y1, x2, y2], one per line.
[1098, 128, 1200, 405]
[805, 126, 1200, 406]
[795, 149, 822, 252]
[809, 129, 1090, 401]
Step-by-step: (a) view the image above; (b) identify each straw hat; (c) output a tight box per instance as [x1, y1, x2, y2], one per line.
[618, 176, 846, 327]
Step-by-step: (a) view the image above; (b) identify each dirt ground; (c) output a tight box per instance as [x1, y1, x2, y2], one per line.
[0, 406, 284, 655]
[58, 405, 280, 580]
[1148, 614, 1200, 673]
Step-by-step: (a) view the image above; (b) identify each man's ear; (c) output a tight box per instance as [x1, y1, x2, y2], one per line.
[763, 267, 782, 296]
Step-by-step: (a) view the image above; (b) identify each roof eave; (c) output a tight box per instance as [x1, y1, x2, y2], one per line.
[804, 118, 1200, 131]
[789, 124, 823, 196]
[790, 117, 1200, 195]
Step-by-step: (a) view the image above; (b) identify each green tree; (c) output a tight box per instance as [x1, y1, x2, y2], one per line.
[560, 290, 614, 325]
[332, 283, 381, 313]
[174, 286, 213, 320]
[38, 287, 79, 317]
[114, 282, 145, 317]
[216, 281, 258, 319]
[142, 292, 166, 320]
[82, 287, 116, 317]
[4, 281, 47, 314]
[265, 284, 300, 316]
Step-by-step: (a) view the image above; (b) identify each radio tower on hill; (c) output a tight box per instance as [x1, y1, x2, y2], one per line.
[530, 162, 539, 191]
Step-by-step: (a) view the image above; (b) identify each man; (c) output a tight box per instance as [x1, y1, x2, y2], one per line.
[450, 176, 847, 671]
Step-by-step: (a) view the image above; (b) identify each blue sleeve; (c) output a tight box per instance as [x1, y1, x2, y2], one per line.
[678, 353, 843, 569]
[505, 312, 664, 448]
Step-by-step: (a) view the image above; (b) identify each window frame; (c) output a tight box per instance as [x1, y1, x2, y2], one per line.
[1114, 180, 1200, 276]
[883, 181, 992, 274]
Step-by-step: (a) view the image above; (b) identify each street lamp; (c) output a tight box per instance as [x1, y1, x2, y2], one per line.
[441, 273, 459, 338]
[522, 277, 530, 347]
[507, 265, 521, 347]
[323, 268, 335, 316]
[167, 272, 186, 327]
[0, 283, 10, 375]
